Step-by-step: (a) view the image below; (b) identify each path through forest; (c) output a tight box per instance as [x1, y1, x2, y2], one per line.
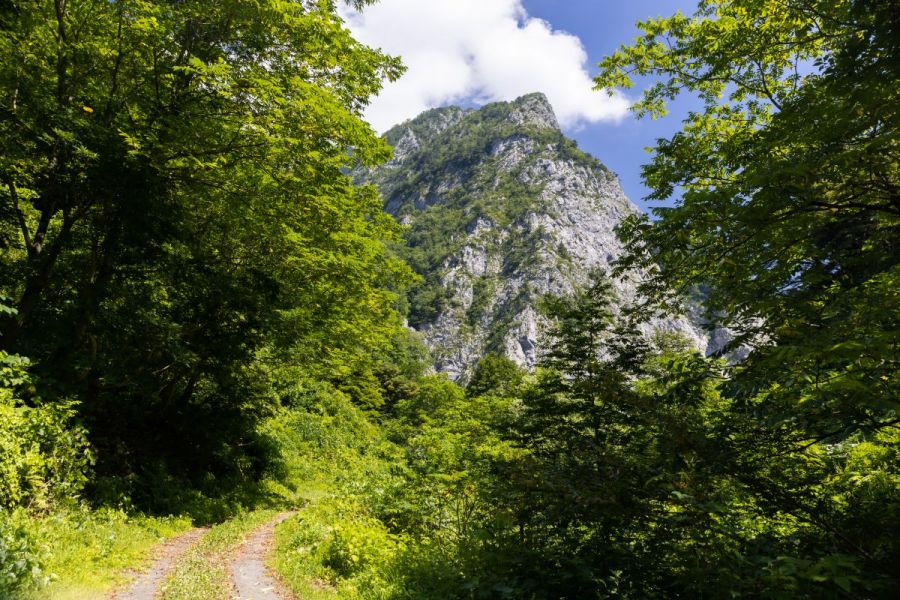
[110, 512, 295, 599]
[231, 512, 296, 600]
[110, 528, 207, 600]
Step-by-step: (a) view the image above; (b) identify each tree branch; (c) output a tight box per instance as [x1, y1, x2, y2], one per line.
[5, 178, 35, 257]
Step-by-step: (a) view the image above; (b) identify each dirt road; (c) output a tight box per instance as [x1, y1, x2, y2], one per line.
[110, 512, 296, 599]
[110, 528, 207, 600]
[230, 512, 296, 600]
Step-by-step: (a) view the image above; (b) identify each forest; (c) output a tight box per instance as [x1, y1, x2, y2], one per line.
[0, 0, 897, 598]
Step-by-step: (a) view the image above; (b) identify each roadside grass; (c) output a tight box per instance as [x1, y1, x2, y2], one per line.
[272, 503, 342, 600]
[272, 494, 405, 600]
[158, 509, 278, 600]
[17, 509, 193, 600]
[266, 390, 408, 599]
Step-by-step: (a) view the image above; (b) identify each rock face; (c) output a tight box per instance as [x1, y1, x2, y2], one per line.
[359, 93, 710, 381]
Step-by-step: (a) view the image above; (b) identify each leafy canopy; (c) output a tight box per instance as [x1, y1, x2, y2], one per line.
[597, 0, 899, 442]
[594, 0, 900, 594]
[0, 0, 411, 503]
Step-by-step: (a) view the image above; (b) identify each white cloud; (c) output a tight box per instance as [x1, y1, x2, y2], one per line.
[340, 0, 629, 132]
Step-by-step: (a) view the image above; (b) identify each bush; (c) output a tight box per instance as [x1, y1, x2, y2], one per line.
[321, 512, 399, 579]
[0, 510, 43, 596]
[275, 498, 404, 599]
[0, 351, 91, 595]
[0, 351, 92, 512]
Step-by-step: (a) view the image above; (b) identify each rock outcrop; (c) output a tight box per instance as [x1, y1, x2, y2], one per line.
[359, 93, 712, 381]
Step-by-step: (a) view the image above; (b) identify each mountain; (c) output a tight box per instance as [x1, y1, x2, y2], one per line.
[359, 93, 715, 381]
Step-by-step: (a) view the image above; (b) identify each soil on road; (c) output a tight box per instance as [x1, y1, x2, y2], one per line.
[110, 528, 207, 600]
[230, 512, 296, 600]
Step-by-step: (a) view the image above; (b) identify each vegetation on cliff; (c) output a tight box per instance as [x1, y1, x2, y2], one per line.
[0, 0, 896, 598]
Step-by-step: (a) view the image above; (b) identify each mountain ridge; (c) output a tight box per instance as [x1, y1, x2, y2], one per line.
[360, 93, 710, 381]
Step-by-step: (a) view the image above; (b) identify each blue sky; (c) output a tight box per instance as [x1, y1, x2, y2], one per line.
[522, 0, 701, 210]
[342, 0, 703, 212]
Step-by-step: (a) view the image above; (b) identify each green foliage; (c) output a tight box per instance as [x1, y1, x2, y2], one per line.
[598, 0, 899, 437]
[261, 378, 399, 501]
[320, 506, 399, 581]
[0, 351, 91, 512]
[466, 276, 498, 326]
[275, 500, 403, 599]
[392, 374, 466, 428]
[265, 381, 406, 598]
[0, 0, 413, 507]
[593, 0, 900, 595]
[466, 354, 524, 398]
[270, 367, 528, 599]
[371, 328, 431, 410]
[0, 510, 42, 596]
[0, 395, 90, 512]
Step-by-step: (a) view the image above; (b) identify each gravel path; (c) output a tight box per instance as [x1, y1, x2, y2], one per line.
[230, 512, 296, 600]
[110, 527, 206, 600]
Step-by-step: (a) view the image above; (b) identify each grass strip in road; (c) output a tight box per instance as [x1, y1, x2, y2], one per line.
[158, 509, 277, 600]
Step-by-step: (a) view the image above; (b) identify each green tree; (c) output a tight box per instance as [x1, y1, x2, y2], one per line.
[597, 0, 899, 594]
[0, 0, 411, 505]
[493, 274, 653, 597]
[466, 353, 524, 399]
[522, 274, 637, 456]
[385, 374, 525, 597]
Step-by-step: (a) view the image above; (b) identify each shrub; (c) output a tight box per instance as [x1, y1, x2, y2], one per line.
[322, 514, 398, 579]
[0, 351, 92, 512]
[0, 510, 42, 596]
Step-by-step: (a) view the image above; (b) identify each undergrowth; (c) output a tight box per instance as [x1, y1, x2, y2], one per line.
[14, 509, 192, 600]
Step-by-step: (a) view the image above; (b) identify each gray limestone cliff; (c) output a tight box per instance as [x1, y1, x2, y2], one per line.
[359, 93, 713, 381]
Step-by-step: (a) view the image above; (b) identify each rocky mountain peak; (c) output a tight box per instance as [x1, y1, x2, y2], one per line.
[506, 92, 560, 130]
[359, 95, 711, 382]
